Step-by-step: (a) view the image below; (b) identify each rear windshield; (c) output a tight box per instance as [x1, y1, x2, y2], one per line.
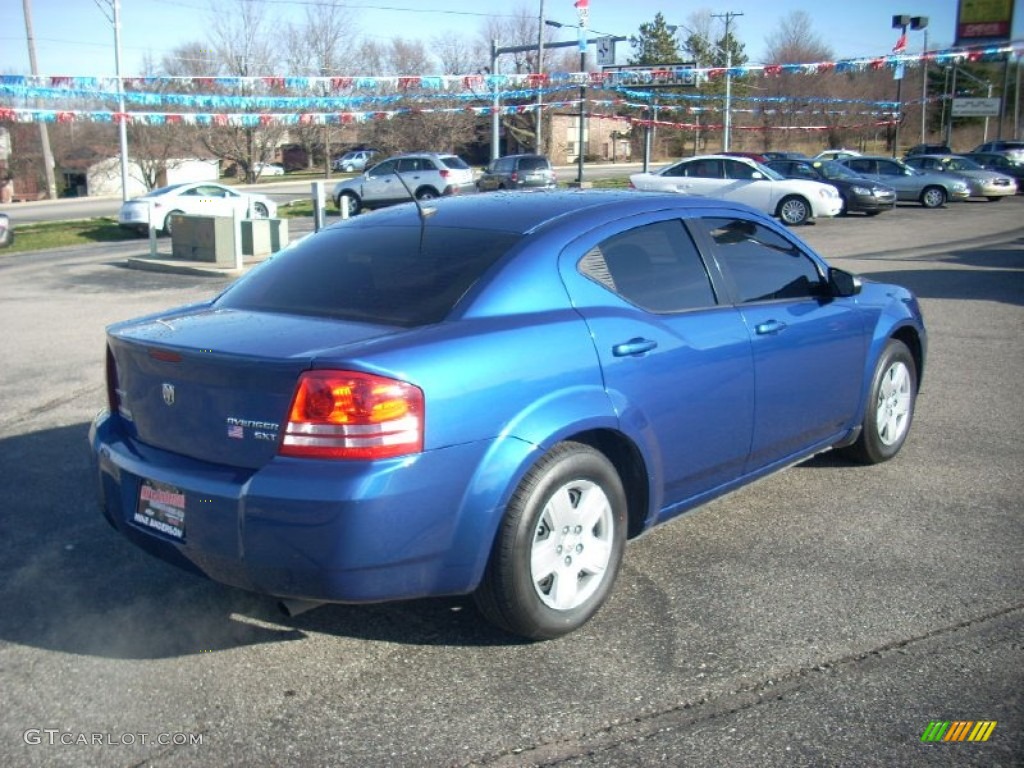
[217, 224, 521, 327]
[519, 157, 550, 172]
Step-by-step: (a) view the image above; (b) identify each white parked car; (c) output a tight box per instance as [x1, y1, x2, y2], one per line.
[629, 155, 843, 225]
[118, 182, 277, 237]
[814, 149, 862, 161]
[252, 162, 285, 177]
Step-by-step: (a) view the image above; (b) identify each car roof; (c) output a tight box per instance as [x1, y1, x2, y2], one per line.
[337, 190, 761, 236]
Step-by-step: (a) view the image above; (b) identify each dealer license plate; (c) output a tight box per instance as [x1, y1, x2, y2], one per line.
[134, 479, 186, 541]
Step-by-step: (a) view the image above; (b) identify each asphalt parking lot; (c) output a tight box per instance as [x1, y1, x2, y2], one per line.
[0, 199, 1021, 767]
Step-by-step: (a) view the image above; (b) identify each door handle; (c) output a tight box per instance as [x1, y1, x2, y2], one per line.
[612, 338, 658, 357]
[755, 320, 788, 335]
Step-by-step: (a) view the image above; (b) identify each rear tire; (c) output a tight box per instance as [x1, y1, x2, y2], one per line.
[474, 442, 627, 640]
[842, 339, 917, 464]
[161, 209, 184, 237]
[415, 188, 439, 201]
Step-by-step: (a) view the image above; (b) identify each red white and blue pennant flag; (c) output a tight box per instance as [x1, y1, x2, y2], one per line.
[574, 0, 589, 52]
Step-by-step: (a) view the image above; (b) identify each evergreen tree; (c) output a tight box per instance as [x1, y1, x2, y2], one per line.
[629, 13, 680, 66]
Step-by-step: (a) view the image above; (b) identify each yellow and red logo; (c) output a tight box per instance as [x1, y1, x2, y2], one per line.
[921, 721, 997, 742]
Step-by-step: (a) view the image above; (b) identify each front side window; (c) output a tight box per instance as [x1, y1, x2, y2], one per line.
[692, 217, 823, 304]
[368, 160, 396, 178]
[578, 220, 717, 313]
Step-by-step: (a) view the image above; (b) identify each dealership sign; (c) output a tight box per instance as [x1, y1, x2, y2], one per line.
[956, 0, 1015, 46]
[951, 97, 1002, 117]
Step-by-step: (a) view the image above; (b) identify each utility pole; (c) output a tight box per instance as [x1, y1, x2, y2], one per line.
[536, 0, 545, 153]
[21, 0, 57, 199]
[95, 0, 131, 200]
[711, 10, 743, 152]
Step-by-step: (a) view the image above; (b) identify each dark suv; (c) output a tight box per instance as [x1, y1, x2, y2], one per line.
[477, 154, 557, 192]
[971, 140, 1024, 163]
[905, 143, 952, 157]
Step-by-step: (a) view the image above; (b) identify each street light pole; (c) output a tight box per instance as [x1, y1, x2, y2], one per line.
[711, 11, 742, 152]
[112, 0, 130, 201]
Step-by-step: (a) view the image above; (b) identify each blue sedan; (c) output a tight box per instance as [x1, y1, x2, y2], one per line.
[89, 191, 926, 639]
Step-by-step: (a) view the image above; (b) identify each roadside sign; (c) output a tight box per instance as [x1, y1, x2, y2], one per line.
[951, 97, 1002, 117]
[601, 63, 698, 87]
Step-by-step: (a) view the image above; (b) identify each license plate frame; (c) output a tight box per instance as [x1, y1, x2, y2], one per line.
[134, 479, 186, 541]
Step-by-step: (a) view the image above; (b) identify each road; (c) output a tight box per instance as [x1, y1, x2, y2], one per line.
[0, 200, 1021, 767]
[0, 164, 642, 225]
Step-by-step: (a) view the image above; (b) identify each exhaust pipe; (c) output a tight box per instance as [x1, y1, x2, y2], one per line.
[278, 598, 326, 618]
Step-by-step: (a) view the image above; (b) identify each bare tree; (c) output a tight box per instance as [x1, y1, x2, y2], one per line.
[282, 0, 360, 170]
[200, 0, 289, 182]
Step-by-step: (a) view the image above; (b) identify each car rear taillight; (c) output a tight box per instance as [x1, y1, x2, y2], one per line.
[106, 345, 130, 420]
[280, 370, 424, 460]
[510, 171, 519, 183]
[439, 169, 450, 179]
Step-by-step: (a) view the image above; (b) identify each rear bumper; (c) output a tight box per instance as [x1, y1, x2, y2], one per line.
[89, 411, 501, 604]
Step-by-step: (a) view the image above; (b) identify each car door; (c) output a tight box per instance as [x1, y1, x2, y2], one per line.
[674, 158, 725, 197]
[361, 159, 402, 204]
[719, 159, 775, 213]
[688, 216, 866, 471]
[182, 185, 238, 218]
[560, 215, 755, 517]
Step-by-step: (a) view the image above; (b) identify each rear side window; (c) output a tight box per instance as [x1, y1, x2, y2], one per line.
[218, 225, 521, 327]
[691, 217, 824, 304]
[441, 156, 471, 170]
[579, 220, 717, 313]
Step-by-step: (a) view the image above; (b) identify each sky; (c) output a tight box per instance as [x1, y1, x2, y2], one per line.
[2, 0, 1021, 77]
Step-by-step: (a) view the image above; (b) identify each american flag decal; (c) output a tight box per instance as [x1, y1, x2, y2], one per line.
[228, 424, 244, 439]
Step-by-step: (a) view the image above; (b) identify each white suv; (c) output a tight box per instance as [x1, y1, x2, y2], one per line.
[332, 153, 476, 215]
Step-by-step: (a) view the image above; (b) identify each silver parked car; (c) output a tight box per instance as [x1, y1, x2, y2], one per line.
[838, 156, 970, 208]
[332, 153, 476, 215]
[332, 149, 378, 173]
[903, 154, 1017, 201]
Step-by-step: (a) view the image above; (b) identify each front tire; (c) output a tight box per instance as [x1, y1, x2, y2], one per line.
[338, 191, 361, 216]
[474, 442, 627, 640]
[843, 339, 917, 464]
[251, 202, 269, 218]
[778, 195, 811, 225]
[920, 186, 946, 208]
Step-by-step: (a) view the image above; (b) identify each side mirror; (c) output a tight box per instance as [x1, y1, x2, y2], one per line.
[828, 267, 862, 297]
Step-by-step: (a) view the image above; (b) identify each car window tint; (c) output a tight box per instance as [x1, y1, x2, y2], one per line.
[876, 161, 902, 176]
[218, 225, 521, 327]
[441, 157, 471, 170]
[693, 217, 823, 304]
[578, 220, 717, 312]
[724, 160, 757, 180]
[687, 160, 722, 178]
[790, 163, 818, 180]
[369, 160, 395, 177]
[845, 159, 873, 174]
[518, 157, 549, 172]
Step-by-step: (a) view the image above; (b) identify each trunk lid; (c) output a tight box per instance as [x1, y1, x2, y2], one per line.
[108, 307, 398, 469]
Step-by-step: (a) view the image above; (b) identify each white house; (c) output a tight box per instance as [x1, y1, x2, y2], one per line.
[85, 158, 220, 198]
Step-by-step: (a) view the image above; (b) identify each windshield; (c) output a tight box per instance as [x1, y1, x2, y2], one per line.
[944, 157, 983, 171]
[217, 224, 522, 327]
[752, 162, 785, 181]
